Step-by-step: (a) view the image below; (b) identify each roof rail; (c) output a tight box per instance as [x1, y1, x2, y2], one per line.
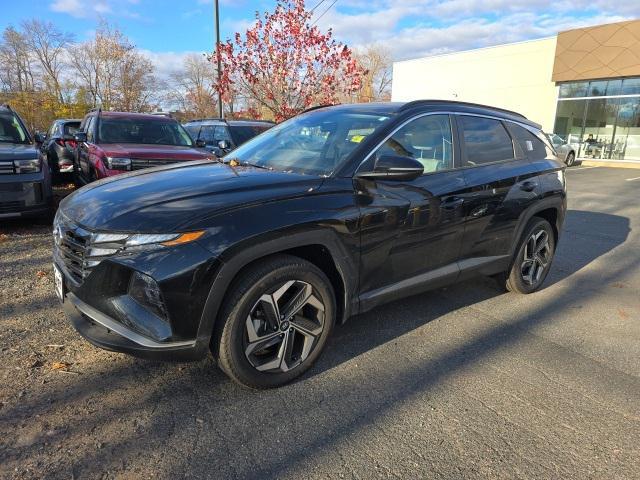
[88, 107, 102, 115]
[186, 117, 274, 124]
[399, 100, 527, 119]
[300, 104, 337, 115]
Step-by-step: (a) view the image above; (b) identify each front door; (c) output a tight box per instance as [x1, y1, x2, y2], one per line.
[356, 114, 467, 310]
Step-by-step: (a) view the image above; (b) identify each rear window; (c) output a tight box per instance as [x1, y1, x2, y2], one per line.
[460, 116, 514, 166]
[229, 125, 270, 146]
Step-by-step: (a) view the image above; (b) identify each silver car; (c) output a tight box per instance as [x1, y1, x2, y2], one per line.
[546, 133, 577, 167]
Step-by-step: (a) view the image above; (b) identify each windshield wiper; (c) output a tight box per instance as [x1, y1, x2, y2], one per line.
[223, 158, 272, 170]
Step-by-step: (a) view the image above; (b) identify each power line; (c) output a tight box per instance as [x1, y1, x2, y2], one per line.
[311, 0, 338, 26]
[309, 0, 327, 13]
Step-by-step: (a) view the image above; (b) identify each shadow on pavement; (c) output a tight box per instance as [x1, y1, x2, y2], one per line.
[0, 209, 636, 479]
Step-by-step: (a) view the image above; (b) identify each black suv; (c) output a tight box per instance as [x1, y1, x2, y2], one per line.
[54, 101, 566, 388]
[183, 118, 273, 157]
[0, 104, 52, 219]
[37, 119, 81, 182]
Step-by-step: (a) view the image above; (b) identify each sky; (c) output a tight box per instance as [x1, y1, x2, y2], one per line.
[1, 0, 640, 75]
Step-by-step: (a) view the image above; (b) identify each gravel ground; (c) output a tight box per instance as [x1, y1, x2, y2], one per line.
[1, 167, 639, 479]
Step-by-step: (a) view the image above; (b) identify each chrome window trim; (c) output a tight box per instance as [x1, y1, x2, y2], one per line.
[355, 111, 538, 175]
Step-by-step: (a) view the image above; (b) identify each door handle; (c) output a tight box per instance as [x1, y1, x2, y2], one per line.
[520, 181, 537, 192]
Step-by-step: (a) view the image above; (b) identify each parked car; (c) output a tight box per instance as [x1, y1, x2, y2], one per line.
[0, 104, 53, 220]
[72, 109, 216, 185]
[546, 133, 577, 166]
[54, 101, 566, 389]
[36, 119, 81, 183]
[183, 118, 274, 157]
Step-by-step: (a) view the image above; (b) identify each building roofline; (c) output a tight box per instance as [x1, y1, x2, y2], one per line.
[393, 35, 557, 66]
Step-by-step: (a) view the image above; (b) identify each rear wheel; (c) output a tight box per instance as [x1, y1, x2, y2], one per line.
[505, 218, 556, 294]
[565, 151, 576, 167]
[215, 255, 335, 389]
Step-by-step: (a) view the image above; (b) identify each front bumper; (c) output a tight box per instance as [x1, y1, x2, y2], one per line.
[63, 292, 209, 361]
[0, 171, 52, 218]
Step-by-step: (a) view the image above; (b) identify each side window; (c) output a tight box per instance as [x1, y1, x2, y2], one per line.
[214, 126, 232, 144]
[459, 116, 514, 166]
[374, 114, 453, 173]
[507, 123, 548, 161]
[198, 125, 216, 144]
[86, 116, 96, 142]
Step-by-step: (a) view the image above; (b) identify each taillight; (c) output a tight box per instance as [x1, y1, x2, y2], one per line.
[65, 140, 77, 149]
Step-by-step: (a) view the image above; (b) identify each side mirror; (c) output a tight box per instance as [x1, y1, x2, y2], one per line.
[218, 140, 229, 150]
[74, 132, 87, 143]
[358, 155, 424, 181]
[195, 139, 207, 148]
[34, 132, 46, 144]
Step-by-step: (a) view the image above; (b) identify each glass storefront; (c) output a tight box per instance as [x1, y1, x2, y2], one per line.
[553, 77, 640, 160]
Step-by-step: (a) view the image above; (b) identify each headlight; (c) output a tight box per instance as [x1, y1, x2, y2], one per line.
[91, 231, 205, 250]
[105, 157, 132, 171]
[14, 158, 41, 173]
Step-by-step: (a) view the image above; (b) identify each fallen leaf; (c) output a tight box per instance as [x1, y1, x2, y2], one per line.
[51, 362, 72, 370]
[36, 270, 47, 278]
[617, 308, 629, 319]
[0, 234, 8, 243]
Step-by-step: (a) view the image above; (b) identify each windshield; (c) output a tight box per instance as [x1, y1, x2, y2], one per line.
[98, 117, 194, 146]
[226, 110, 391, 175]
[0, 113, 30, 144]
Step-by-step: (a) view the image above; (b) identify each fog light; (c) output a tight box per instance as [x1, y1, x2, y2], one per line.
[128, 272, 169, 321]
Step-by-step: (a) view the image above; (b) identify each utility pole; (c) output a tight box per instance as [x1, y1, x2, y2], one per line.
[214, 0, 224, 118]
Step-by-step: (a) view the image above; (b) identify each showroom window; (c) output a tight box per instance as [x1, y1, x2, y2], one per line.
[554, 76, 640, 160]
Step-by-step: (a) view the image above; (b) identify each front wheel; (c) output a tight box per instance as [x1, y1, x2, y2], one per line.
[565, 151, 576, 167]
[215, 255, 335, 389]
[505, 218, 556, 294]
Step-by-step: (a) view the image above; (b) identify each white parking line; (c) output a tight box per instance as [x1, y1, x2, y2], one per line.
[567, 166, 599, 171]
[625, 176, 640, 182]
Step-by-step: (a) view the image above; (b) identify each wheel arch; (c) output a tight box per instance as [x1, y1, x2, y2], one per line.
[509, 197, 565, 259]
[197, 229, 356, 354]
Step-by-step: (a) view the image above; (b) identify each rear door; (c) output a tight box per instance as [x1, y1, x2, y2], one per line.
[78, 116, 95, 179]
[454, 115, 547, 273]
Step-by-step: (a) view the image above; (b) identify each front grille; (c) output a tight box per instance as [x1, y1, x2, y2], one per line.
[131, 158, 182, 170]
[0, 201, 24, 213]
[0, 161, 14, 174]
[53, 213, 125, 285]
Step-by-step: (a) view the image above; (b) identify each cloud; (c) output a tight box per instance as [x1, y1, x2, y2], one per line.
[312, 0, 640, 60]
[49, 0, 139, 19]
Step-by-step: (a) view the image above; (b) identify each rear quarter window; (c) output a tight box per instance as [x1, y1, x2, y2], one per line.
[507, 123, 548, 161]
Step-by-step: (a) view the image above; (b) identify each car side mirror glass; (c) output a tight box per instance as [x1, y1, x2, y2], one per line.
[358, 154, 424, 181]
[218, 140, 229, 150]
[34, 132, 46, 143]
[195, 139, 207, 148]
[74, 132, 88, 143]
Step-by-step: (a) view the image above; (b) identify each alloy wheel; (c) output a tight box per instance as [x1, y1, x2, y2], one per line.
[520, 229, 551, 286]
[244, 280, 325, 373]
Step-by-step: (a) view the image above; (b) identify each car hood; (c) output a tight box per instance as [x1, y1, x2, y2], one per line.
[59, 161, 325, 232]
[0, 143, 38, 160]
[100, 143, 212, 160]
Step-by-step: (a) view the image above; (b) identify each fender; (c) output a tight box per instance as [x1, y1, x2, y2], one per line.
[195, 227, 357, 351]
[508, 193, 566, 259]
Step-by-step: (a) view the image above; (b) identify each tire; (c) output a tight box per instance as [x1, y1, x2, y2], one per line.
[505, 217, 556, 294]
[215, 254, 335, 389]
[565, 151, 576, 167]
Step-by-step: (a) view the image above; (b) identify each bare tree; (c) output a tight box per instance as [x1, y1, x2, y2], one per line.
[70, 21, 157, 111]
[0, 26, 36, 92]
[168, 54, 217, 118]
[21, 19, 74, 103]
[353, 44, 393, 102]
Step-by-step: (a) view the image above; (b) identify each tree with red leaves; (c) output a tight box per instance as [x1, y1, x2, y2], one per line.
[213, 0, 365, 122]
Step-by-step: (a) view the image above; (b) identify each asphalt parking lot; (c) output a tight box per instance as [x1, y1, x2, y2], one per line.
[1, 166, 639, 479]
